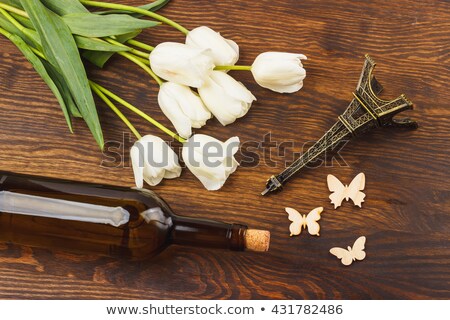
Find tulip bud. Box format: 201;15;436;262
158;82;211;139
182;134;240;190
251;52;307;93
198;71;256;126
130;135;182;188
149;42;215;88
186;26;239;67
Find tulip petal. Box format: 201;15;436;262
173;85;211;128
158;82;211;138
186;26;239;66
210;71;256;104
189;134;227;162
223;136;240;172
226;39;239;58
199;77;238;125
143;168;164;186
130;135;182;188
130;144;145;188
185;160;227;190
149;42;215;88
199;72;256;126
163;165;182;179
224;136;240;156
185;160;228;190
158;84;193;138
251;52;307;93
269;81;304;94
182;134;240;190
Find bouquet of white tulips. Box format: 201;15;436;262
0;0;307;190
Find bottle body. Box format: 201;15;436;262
0;172;256;260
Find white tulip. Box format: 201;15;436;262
158;82;211;139
251;52;307;93
198;71;256;126
186;26;239;67
149;42;215;88
130;135;182;188
182;134;240;190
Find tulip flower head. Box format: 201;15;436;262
149;42;215;88
182;134;240;190
251;52;307;93
158;82;211;139
198;71;256;126
130;135;182;188
186;26;239;67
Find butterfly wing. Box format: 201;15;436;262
329;247;353;266
305;207;323;236
351;236;366;261
285;207;303;236
327;174;346;209
347;173;366;207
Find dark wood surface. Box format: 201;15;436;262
0;0;449;299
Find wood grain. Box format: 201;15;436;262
0;0;449;299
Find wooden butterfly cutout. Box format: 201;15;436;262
285;207;323;236
327;172;366;209
329;236;366;266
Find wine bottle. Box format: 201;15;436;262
0;172;269;260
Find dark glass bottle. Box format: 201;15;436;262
0;172;269;260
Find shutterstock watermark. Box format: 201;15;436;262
100;132;349;169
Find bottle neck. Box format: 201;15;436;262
169;215;248;251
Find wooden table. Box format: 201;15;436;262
0;0;449;299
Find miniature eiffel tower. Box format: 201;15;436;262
262;55;418;196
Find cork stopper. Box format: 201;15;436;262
244;229;270;252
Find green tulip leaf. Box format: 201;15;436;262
21;0;103;148
82;30;141;68
5;32;73;131
74;35;130;52
40;0;88;15
43;59;82;118
62;13;159;38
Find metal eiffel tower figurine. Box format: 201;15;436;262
261;54;418;196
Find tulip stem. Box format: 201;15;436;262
89;81;142;140
117;51;163;86
0;7;33;40
126;39;154;52
214;65;253;71
0;3;28;18
0;25;11;38
105;38;150;59
30;46;46;59
129;53;151;66
93;82;186;144
79;1;190;35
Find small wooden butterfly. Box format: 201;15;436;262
327;172;366;209
285;207;323;236
329;236;366;266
